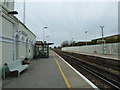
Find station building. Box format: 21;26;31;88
0;0;36;75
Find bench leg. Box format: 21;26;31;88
18;72;20;77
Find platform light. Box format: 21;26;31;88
100;26;104;40
8;11;18;15
43;26;48;43
85;31;87;45
100;26;105;55
44;27;47;29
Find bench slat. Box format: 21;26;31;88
4;60;28;78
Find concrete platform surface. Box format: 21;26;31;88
3;52;67;88
71;51;119;60
2;50;98;89
52;51;98;89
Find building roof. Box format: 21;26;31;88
35;41;54;45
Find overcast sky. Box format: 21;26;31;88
14;0;118;46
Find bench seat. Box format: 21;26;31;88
4;60;28;78
10;65;28;72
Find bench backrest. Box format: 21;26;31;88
5;60;22;71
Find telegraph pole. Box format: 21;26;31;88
72;38;74;46
23;0;26;24
100;26;104;55
43;27;47;43
100;26;104;40
85;31;87;45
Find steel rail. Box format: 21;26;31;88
56;51;120;89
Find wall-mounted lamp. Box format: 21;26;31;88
8;11;18;15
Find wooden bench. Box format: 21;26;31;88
4;60;28;78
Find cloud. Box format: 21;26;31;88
15;1;118;46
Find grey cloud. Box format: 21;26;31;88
15;1;118;46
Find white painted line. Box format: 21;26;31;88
53;51;100;90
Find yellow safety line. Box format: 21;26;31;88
52;51;72;89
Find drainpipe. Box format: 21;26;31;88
7;9;18;61
13;23;15;61
0;2;3;82
13;19;19;61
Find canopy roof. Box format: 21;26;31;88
35;41;54;45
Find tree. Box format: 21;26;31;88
61;40;69;47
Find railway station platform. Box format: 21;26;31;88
70;51;119;60
2;51;98;89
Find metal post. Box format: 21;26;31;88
46;36;49;42
100;26;104;55
72;38;74;46
13;19;19;61
85;31;87;45
8;10;18;61
13;23;16;61
23;0;26;24
43;28;44;43
43;27;47;43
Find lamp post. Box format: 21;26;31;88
72;38;74;46
46;36;49;43
100;26;104;40
23;0;26;24
43;26;47;43
100;26;104;55
8;11;18;14
85;31;87;45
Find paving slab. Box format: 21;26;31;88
2;51;97;89
52;51;97;89
72;51;119;60
2;52;67;88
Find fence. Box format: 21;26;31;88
62;43;120;55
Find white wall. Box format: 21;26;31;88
0;3;36;67
0;0;36;78
2;16;14;67
62;43;119;55
2;0;14;11
2;42;13;65
0;42;2;68
2;17;14;39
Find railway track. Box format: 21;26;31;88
54;50;120;89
